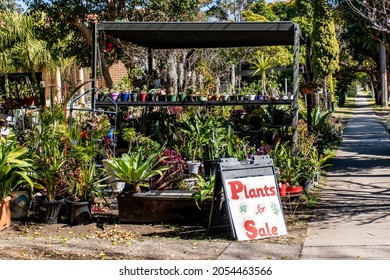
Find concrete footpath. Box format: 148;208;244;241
300;93;390;259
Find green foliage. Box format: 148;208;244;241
346;81;358;97
310;0;339;81
0;134;34;200
177;112;249;162
0;0;24;12
271;135;334;187
0;11;52;83
192;174;215;210
122;127;161;156
248;0;277;21
179;113;215;162
64;122;108;201
105;149;169;193
69;161;107;201
270;141;302;185
128;0;201;21
241;10;269;22
300;106;343;149
32;148;67;202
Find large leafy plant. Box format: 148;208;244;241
0;134;34;201
179;113;215;162
105;149;169;193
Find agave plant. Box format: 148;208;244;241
105;149;169;193
0;134;34;201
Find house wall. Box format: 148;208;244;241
41;61;128;107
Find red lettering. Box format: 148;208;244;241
229;181;278;200
243;220;257;239
244;183;249;198
249;187;258;198
244;221;279;239
269;186;276;196
228;180;244;200
271;225;278;235
255;187;265;197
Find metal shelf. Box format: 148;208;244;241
95;99;294;107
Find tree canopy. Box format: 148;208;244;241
0;0;383;106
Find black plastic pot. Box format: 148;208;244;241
66;200;92;226
37;197;65;224
203;159;218;177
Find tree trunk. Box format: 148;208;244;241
68;16;113;88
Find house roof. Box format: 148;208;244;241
96;21;302;49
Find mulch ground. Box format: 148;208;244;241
0;196;313;260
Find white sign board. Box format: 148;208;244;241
224;175;287;241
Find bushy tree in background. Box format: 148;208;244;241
310;0;339;82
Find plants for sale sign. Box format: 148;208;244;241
224;175;287;241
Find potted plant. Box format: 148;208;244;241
152;149;187;190
179;113;214;173
108;83;121;102
65;160;107;225
105;148;169;194
105;148;180;223
139;86;148;102
220;91;230;101
0;133;34;231
148;88;158;101
192;174;215;210
64;124;108;225
240;82;256;101
32;149;68;223
118;72;134;101
186;85;198;101
23;106;69;223
270;141;303;196
178;91;186;101
156;88;167;101
300;147;334;192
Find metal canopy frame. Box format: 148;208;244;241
95;21;301;49
91;21;302;149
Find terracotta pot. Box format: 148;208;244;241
0;196;11;231
301;87;314;94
